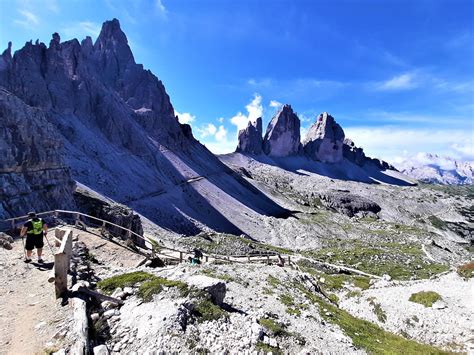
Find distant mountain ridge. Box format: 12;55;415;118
396;153;473;185
237;105;395;171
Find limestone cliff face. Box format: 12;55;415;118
303;112;345;163
236;117;263;154
263;105;301;157
0;88;76;218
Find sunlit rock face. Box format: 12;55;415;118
303;112;345;163
263;104;301;157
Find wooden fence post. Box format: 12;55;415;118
267;255;270;264
179;252;183;263
54;228;73;298
71;297;89;355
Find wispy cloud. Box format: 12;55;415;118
14;9;40;29
196;123;228;144
230;94;263;131
269;100;282;108
375;73;418;91
197;123;217;138
61;21;101;40
156;0;167;14
215;125;228;142
175;110;195;124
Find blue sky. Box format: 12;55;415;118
1;0;473;163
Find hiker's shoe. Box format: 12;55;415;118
38;258;44;264
24;258;32;263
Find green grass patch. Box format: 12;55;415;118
256;341;282;355
294;282;452;354
306;242;449;281
262;287;274;295
428;215;448;230
279;293;295;307
457;261;474;279
409;291;442;307
286;307;301;316
258;318;288;336
368;298;387;323
137;277;188;302
193;298;228;323
97;271;156;294
346;290;362;298
267;275;281;287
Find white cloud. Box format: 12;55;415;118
201;140;236;155
156;0;166;12
230;112;249;131
217;117;224;123
197;123;217;138
376;73;417;91
230;94;263;131
344;126;474;163
14;9;40;29
215;125;228;142
62;21;101;39
269;100;282;108
174;110;196;124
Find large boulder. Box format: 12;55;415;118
319;191;381;217
236;117;263;154
263;104;301;157
303;112;345;163
74;185;143;240
186;275;226;306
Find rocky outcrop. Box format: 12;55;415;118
343;138;395;170
319;191;381;217
0;88;76;219
343;138;367;166
263;105;301;157
236;118;263;154
74;186;143;238
303;112;345;163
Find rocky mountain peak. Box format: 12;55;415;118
94;18;130;53
303;112;345;163
236;117;263;154
263;104;301;157
50;32;61;48
2;41;12;58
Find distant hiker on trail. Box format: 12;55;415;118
188;248;203;265
20;212;48;263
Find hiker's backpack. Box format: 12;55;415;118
29;219;43;235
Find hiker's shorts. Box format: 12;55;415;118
25;234;44;250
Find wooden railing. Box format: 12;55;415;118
2;210;285;265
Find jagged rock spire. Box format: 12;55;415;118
263;104;301;157
303;112;345;163
236;117;263;154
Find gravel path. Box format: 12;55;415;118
0;234;73;355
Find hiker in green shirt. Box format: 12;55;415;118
20;212;48;263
